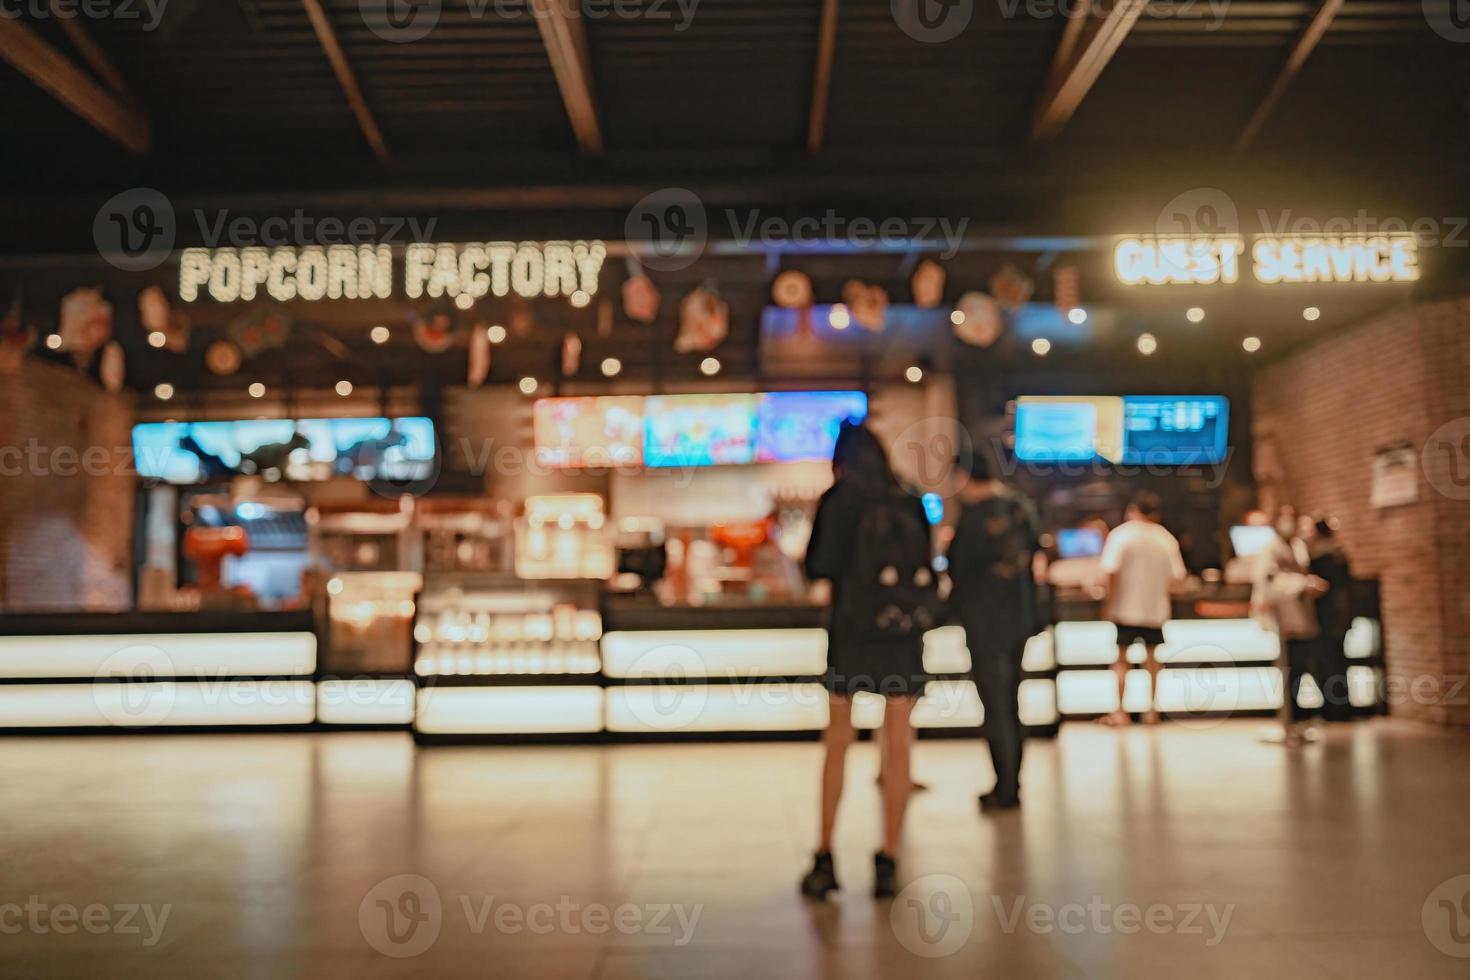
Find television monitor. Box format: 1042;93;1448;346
643;394;758;468
533;396;644;469
1014;395;1229;465
132;417;437;484
754;390;868;463
1229;524;1277;558
1120;396;1229;465
1057;527;1104;559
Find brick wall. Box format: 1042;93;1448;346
0;359;135;611
1253;298;1470;725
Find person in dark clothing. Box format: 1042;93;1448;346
800;422;933;900
944;453;1042;812
1306;516;1354;722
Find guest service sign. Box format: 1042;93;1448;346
1113;236;1420;286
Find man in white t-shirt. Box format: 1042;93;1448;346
1098;492;1187;725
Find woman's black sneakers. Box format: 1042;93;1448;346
800;851;840;899
873;852;899;899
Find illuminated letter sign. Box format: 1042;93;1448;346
180;241;607;304
1251;236;1419;284
1113;237;1243;285
1114;235;1420;286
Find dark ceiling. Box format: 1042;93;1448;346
1;0;1467;396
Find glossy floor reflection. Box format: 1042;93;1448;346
1;719;1467;978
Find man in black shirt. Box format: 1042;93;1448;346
944;454;1042;812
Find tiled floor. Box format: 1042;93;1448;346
1;719;1467;978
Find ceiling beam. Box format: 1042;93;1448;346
806;0;840;154
0;17;150;154
1234;0;1344;152
48;0;141;106
301;0;392;166
1031;0;1147;142
534;0;604;154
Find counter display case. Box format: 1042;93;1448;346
0;612;319;731
412;579;605;738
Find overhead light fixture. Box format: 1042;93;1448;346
335;380;353;396
601;357;621;377
700;357;721;376
486;324;507;344
1242;336;1262;353
1186;307;1206;323
147;331;167;348
154;383;174;401
1031;338;1051;356
905;365;924;383
248;382;266;398
829;304;850;330
1303;306;1321;321
370;325;390;344
1066;308;1087;325
1137;333;1158;356
518;376;539;395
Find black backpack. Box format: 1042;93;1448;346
841;489;941;640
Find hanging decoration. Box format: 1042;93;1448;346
0;291;35;373
771;269;815;336
228;305;292;357
59;287;113;365
842;280;889;332
138;285;192;352
771;269;813;309
910;259;946;308
1053;264;1080;314
508;296;533;337
621;258;661;324
205;340;243;376
989;263;1034;313
468;326;491;389
954;290;1003;348
561;333;583;377
99;341;126;393
412;309;456;353
674;282;729;353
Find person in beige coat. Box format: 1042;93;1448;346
1251;505;1330;744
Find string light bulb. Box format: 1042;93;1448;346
1186;307;1206;323
1031;338;1051;356
700;357;721;376
370;325;390;344
1137;333;1158;356
601;357;621;377
154;383;174;401
518;376;539;395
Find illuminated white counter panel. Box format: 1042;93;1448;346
0;612;320;731
1052;615;1386;719
588;606;1060;740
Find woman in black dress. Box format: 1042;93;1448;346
799;422;932;900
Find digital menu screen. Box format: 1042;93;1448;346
132;417;437;484
1015;395;1228;465
643;394;758;468
533;396;644;469
754;390;868;463
532;390;868;469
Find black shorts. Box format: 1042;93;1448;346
1113;623;1165;649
